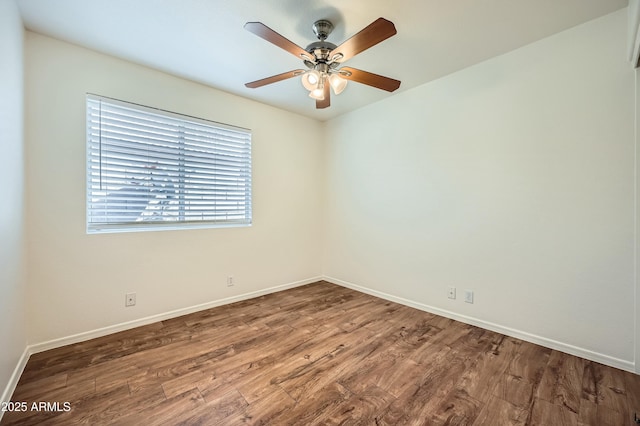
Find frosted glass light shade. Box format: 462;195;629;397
329;74;347;95
309;87;325;100
301;70;321;91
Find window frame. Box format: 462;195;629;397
86;94;252;234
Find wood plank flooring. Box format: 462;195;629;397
2;281;639;425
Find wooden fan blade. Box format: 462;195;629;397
330;18;396;62
245;70;305;89
316;83;330;109
244;22;313;61
339;67;401;92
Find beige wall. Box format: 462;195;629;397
24;32;324;345
0;0;27;405
324;10;636;367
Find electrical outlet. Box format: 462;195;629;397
464;290;474;304
447;287;456;299
227;276;234;287
125;293;136;307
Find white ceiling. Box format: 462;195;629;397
16;0;628;121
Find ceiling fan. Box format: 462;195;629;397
244;18;401;109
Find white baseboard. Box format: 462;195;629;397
0;346;31;422
324;275;636;374
29;276;322;355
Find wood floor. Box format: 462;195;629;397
2;281;639;425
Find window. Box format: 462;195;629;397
86;94;252;233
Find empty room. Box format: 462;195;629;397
2;0;640;424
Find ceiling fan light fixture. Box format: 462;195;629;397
309;74;326;100
329;73;347;95
244;18;400;109
309;87;325;100
301;70;321;91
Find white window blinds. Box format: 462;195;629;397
86;94;252;233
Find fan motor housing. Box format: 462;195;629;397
305;41;337;62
